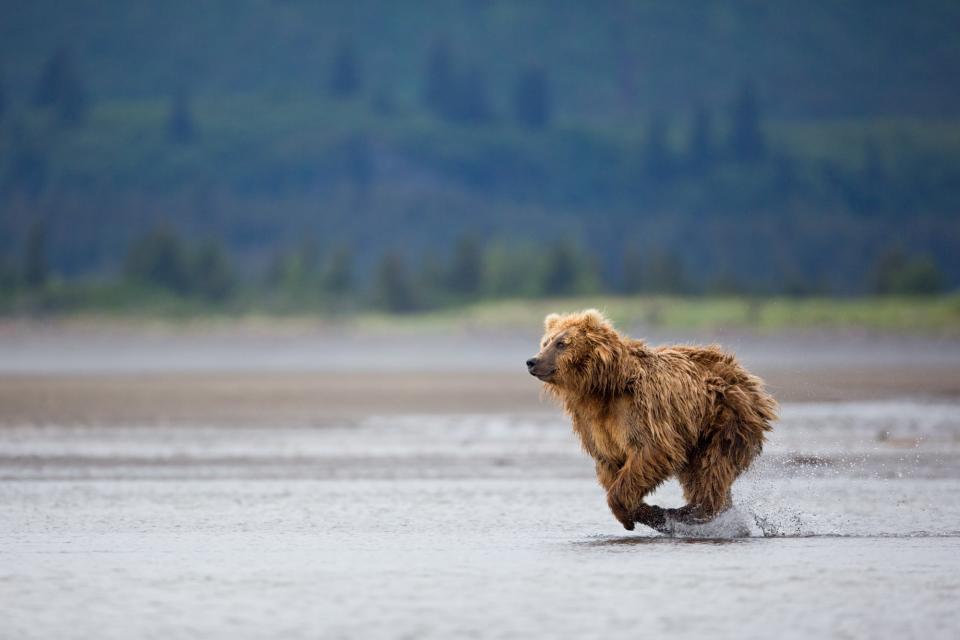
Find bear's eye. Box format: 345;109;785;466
555;340;566;349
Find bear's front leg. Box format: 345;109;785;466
607;448;675;532
606;491;636;531
597;460;636;530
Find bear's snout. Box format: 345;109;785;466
527;356;555;381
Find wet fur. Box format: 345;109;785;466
531;310;778;532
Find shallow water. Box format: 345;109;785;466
2;400;959;638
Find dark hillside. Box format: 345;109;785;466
1;1;959;296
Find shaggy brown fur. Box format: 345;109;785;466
526;309;778;532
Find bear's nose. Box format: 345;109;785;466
526;358;538;370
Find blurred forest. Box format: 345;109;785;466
1;0;959;313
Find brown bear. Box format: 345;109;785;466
526;309;778;532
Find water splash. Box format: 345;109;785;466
657;507;754;538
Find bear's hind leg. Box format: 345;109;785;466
676;435;753;521
668;486;734;524
676;463;736;523
676;401;766;522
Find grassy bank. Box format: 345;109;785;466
358;295;960;334
3;283;958;334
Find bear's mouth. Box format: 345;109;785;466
530;368;557;382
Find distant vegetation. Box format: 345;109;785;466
0;0;959;299
1;222;954;329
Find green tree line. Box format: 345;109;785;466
1;224;950;315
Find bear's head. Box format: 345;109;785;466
526;309;628;393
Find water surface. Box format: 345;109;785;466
2;400;959;638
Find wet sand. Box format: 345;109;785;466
1;366;959;427
2;324;958;426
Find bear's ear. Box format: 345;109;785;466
544;313;562;331
580;308;612;331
